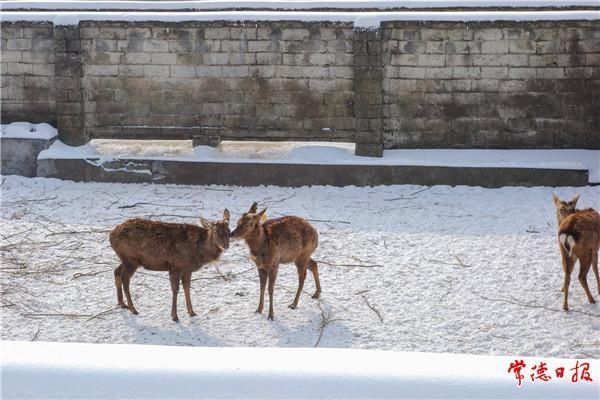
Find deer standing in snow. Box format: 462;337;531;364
552;194;600;310
109;210;231;321
231;202;321;320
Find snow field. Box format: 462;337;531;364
1;176;599;358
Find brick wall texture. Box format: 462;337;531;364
1;20;599;150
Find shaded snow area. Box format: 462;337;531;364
39;139;600;183
1;175;599;358
0;122;58;140
3;342;599;400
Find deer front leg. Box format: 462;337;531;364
267;265;279;321
121;262;138;315
114;264;127;309
256;267;268;314
169;270;182;322
182;271;197;317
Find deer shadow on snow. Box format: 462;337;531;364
119;309;227;347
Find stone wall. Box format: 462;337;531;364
79;22;357;146
1;22;55;125
1;19;599;154
382;21;600;149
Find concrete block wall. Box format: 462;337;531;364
79;22;356;143
1;22;56;126
1;19;599;151
382;21;600;149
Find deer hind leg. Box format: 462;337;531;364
181;272;197;317
267;266;279;321
578;251;596;305
289;259;308;310
121;261;139;315
114;263;127;309
308;258;321;299
592;251;599;295
256;268;268;314
169;270;182;322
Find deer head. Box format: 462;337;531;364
200;208;231;250
230;202;267;240
552;194;579;224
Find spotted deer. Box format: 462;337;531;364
231;202;321;320
552;194;600;311
109;210;231;321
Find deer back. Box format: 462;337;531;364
110;219;214;271
262;216;318;263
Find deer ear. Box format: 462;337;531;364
249;202;258;213
552;193;560;206
223;208;230;222
257;208;267;224
570;194;580;206
199;217;213;229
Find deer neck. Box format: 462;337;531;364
199;228;223;263
245;224;268;255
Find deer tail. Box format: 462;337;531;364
558;232;576;257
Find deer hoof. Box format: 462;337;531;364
189;311;198;317
118;302;128;309
589;298;596;304
563;305;569;311
129;308;139;315
268;315;274;321
172;316;179;322
288;303;297;309
312;293;320;299
255;308;263;314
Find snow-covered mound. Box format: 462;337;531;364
0;122;58;140
2;341;598;399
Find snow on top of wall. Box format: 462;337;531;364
1;10;599;27
38;139;600;183
0;122;58;140
2;341;599;399
2;0;599;11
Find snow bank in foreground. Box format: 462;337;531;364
38;139;600;183
3;1;599;11
1;10;599;28
0;122;57;141
2;341;598;399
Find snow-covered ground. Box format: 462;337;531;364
1;175;599;358
2;10;599;28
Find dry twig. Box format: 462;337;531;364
361;295;384;322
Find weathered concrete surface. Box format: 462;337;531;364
3;19;599;153
36;158;589;187
1;137;55;177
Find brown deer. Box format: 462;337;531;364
109;209;230;321
231;202;321;320
552;194;600;311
